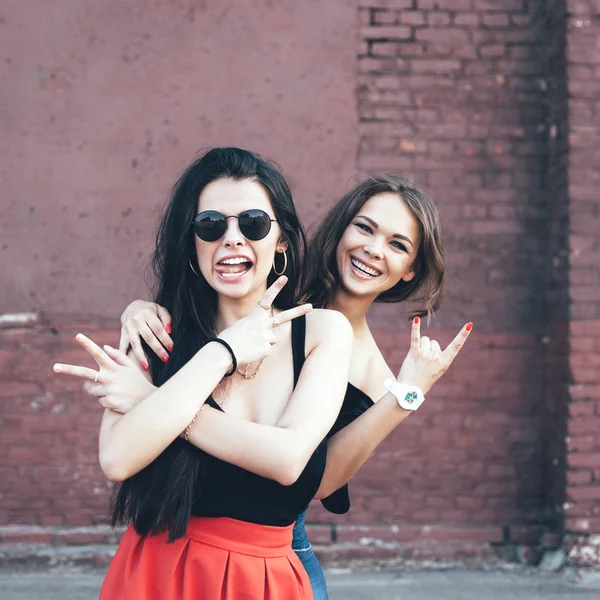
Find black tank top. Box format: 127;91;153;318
191;315;328;526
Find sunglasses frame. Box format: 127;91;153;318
191;209;277;242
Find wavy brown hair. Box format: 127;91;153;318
301;174;445;319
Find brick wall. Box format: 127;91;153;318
0;317;117;527
304;0;559;558
564;0;600;567
1;0;598;569
541;0;569;538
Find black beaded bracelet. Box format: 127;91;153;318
208;338;237;377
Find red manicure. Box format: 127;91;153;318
168;344;173;352
466;322;473;332
414;316;420;324
142;361;149;371
161;355;168;363
166;324;172;334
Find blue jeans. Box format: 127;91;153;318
292;511;329;600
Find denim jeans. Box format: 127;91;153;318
292;511;329;600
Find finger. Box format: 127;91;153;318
134;317;169;362
442;322;473;365
274;303;312;326
420;335;431;352
118;325;130;355
98;396;120;411
258;276;288;309
98;396;110;409
53;363;99;381
410;316;421;352
156;305;174;337
103;344;137;369
145;311;174;352
75;333;114;369
430;340;442;355
83;381;107;397
125;322;150;370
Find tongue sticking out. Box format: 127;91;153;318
215;262;251;275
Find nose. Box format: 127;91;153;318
222;217;246;248
364;237;384;260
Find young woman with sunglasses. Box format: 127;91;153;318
112;174;472;599
54;147;355;599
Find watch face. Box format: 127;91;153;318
405;391;418;405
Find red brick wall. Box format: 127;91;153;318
2;0;595;568
304;0;556;551
564;0;600;567
0;317;116;527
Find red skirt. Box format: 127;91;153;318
99;517;314;600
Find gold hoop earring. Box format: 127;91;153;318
273;250;287;276
189;257;200;276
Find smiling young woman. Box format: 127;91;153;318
54;147;355;599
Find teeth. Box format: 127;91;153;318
220;257;250;265
351;258;380;277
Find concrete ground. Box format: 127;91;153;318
0;568;598;599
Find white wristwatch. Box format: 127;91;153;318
384;379;425;411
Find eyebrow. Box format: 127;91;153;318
356;214;414;248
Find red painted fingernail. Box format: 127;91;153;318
168;344;173;351
414;316;420;324
142;361;149;371
466;322;473;332
161;355;168;363
166;324;172;334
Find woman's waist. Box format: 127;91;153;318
185;516;294;557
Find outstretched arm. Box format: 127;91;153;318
56;279;351;485
315;319;472;499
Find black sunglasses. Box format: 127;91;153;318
192;209;277;242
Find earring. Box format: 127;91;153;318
273;250;288;276
189;257;200;276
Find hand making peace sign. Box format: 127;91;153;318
53;277;313;413
218;276;312;367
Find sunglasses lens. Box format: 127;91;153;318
238;210;272;241
193;211;226;242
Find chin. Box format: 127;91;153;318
340;265;381;297
215;283;254;299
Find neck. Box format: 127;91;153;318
216;287;266;331
329;288;374;336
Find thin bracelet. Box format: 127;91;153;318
181;404;206;442
207;337;237;377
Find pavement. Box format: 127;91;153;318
0;568;599;599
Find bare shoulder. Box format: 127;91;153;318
305;309;353;352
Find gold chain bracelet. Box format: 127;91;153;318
181;403;206;442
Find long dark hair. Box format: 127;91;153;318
302;174;445;318
111;147;307;541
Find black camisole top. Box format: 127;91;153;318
190;315;328;527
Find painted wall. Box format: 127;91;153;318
0;0;358;316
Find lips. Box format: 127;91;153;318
350;256;382;278
214;255;254;280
